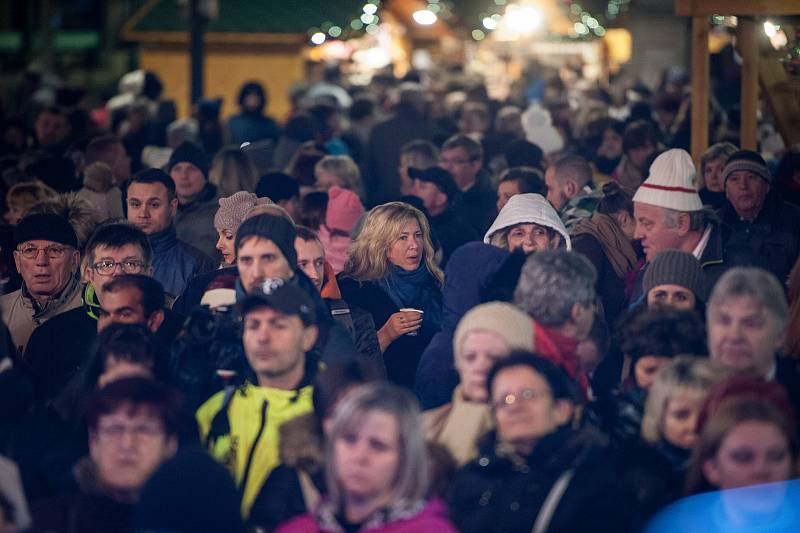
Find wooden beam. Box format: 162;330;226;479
676;0;800;17
738;18;759;150
690;15;709;167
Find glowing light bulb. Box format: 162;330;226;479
413;9;437;25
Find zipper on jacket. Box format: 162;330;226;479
239;398;268;495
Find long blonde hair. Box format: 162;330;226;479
343;202;443;284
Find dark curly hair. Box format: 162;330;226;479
619;304;707;363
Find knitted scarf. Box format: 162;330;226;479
378;263;443;332
572;212;638;279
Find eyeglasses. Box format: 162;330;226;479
16;245;70;260
96;423;164;442
439;157;475;166
492;388;551;410
92;260;147;276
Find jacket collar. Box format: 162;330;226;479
148;225;179;254
21;272;81;318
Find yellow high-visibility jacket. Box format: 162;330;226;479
196;381;314;517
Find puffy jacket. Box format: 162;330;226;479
196;370;316;518
149;225;216;298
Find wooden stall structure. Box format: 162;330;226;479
675;0;800;164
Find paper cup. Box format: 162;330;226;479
399;308;424;336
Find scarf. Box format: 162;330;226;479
533;321;589;398
572;212;638;279
378;264;443;332
433;386;493;466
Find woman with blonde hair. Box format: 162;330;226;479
4;181;56;226
339;202;443;388
276;382;457;532
208;146;257;196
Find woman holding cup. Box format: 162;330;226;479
339;202;443;388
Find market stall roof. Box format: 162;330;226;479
122;0;367;44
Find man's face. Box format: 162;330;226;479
34;111;69;147
725;170;769;220
13;239;79;301
439;147;480;190
90;408;177;497
86;244;152;302
497;180;521;212
633;203;686;262
243;306;317;385
237;237;294;294
295;237;325;292
97;286;162;333
708;295;783;377
110;143;131;184
411;179;446;216
169;162;206;202
126;182;177;235
544;166;568;212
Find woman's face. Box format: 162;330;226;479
703;157;726;193
661;392;703;450
703;420;793;490
4;201;27;226
634;355;672;390
456;330;510;403
491;366;572;453
387;219;423;271
216;229;235;265
334;410;400;502
506;223;559;254
316;170;344;191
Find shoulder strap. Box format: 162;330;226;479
297;470;321;512
531;468;575;533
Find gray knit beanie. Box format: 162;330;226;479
214;191;273;234
643;250;706;303
722;150;771;185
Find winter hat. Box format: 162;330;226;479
633;149;703;212
168;141;209;178
483;193;571;250
214;191;273;234
235;213;297;267
14;213;78;248
521;104;564;155
642;249;707;303
325;186;365;233
722;150;771;185
453;302;534;358
134;448;245;533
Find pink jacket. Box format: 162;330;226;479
275;499;457;533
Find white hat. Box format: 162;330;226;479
484;193;571;250
632;149;703;212
522;104;564;155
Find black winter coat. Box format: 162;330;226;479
337;277;438;389
448;428;629;533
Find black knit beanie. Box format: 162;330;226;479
643;249;706;303
14;213;78;248
234;213;297;267
168;141;209;178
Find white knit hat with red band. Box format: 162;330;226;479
632;148;703;212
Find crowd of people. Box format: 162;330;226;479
0;61;800;532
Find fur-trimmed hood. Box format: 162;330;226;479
278;412;325;475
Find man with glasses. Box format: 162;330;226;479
439;134;497;235
0;213;82;352
24;223;179;404
31;377;180;532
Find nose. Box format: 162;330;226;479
633;224;644;240
141;205;151;218
216;235;225;252
35;250;50;266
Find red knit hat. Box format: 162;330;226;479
325;186;365;233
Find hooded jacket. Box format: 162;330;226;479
483;193;571;250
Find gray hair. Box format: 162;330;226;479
700;142;738;176
514;250;597;327
325;382;429;505
707;267;789;333
662;206;715;232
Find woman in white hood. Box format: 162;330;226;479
483;193;571;254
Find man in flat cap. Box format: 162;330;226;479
0;213;81;352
